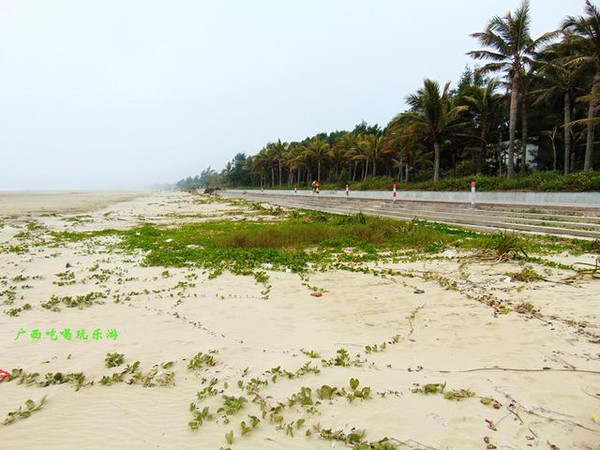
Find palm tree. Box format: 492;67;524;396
461;79;504;174
468;0;556;178
562;0;600;171
271;139;288;185
305;137;330;182
250;150;270;188
281;148;297;185
533;39;582;174
263;144;277;187
356;134;384;177
519;68;534;173
390;79;467;182
331;132;356;180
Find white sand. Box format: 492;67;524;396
0;191;598;449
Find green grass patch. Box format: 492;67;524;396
51;207;592;278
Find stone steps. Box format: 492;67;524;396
221;192;600;240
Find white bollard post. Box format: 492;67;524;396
294;187;297;195
345;184;349;198
392;183;397;203
470;181;477;210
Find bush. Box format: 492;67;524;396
320;171;600;192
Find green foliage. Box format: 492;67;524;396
187;351;217;371
196;378;220;400
508;265;544;282
411;382;446;394
51;201;593;280
8;369;89;391
259;172;600;192
342;172;600;192
3;396;47;425
443;389;476;401
218;396;247;416
300;348;321;358
483;231;528;261
515;301;541;316
41;291;106;311
188;405;214;430
4;303;31;317
105;352;124;368
316;385;337;400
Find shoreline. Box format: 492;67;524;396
0;190;154;216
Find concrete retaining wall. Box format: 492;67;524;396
224;189;600;207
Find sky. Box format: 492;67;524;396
0;0;583;189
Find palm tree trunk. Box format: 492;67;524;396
317;161;321;182
399;155;403;183
521;94;528;173
433;140;441;182
584;70;600;171
278;161;282;186
477;126;485;175
507;76;518;179
564;92;571;175
271;167;275;187
551;127;557;171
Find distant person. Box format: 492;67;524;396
311;180;316;194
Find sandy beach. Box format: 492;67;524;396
0;191;598;450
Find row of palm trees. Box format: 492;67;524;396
216;1;600;187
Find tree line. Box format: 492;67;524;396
177;1;600;190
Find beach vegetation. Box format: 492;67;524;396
5;303;31;317
218;396;247;416
3;397;47;426
187;351;217;370
508;265;544;281
105;352;124;368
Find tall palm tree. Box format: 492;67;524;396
461;79;504;174
263;144;277;187
533;38;582;174
562;0;600;171
281;148;297;185
305;137;330;182
391;79;467;182
271;139;289;185
468;0;555;178
356;134;384;177
251;150;270;188
519;68;535;173
331;133;356;180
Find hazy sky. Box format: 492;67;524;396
0;0;581;189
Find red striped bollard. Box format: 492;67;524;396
470;181;477;209
392;183;397;202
